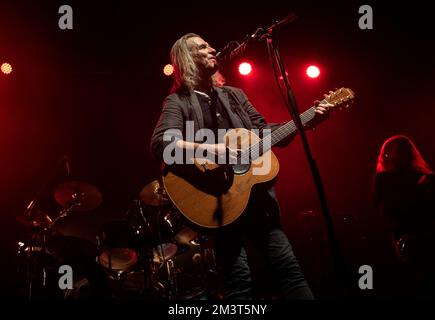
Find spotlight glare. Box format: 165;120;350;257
163;64;174;76
238;62;252;76
1;62;12;75
306;65;320;78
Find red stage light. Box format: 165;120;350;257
238;62;252;76
306;65;320;78
163;64;174;76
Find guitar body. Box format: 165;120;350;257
163;128;280;229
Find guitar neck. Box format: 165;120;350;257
270;103;320;147
247;101;324;158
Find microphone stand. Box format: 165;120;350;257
252;15;351;299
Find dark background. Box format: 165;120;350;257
0;0;434;299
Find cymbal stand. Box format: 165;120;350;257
52;192;83;224
20;154;71;300
132;199;158;298
155;206;178;299
151;184;178;299
198;235;218;299
31;192;79;295
25;225;52;300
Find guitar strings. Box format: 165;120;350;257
232;89;353;164
237;103;321;164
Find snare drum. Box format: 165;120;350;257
96;220;139;272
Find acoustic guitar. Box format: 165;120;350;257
163;87;355;228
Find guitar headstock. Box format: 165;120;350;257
324;87;355;110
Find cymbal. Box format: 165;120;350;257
152;243;178;263
140;180;169;206
174;227;198;246
54;181;102;212
16;209;53;228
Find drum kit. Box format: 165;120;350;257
16;179;218;300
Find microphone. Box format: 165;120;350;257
216;13;297;65
216;41;243;64
216;28;268;65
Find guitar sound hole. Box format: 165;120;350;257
232;164;250;175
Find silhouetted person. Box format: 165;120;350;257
373;134;435;298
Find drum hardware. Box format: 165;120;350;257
16;153;103;300
123;198;157;296
17;175;219;300
140;179;170;207
16;205;57;300
135;179;221;300
144;187;215;298
53;180;103;221
96;220;140;276
16;178;103;300
16;209;53;229
156;236;218;300
138;180;178;288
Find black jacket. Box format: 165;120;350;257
150;85;293;225
150;86;293;162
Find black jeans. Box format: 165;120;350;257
214;212;314;300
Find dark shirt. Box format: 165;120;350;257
195;90;232;142
373;170;435;239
